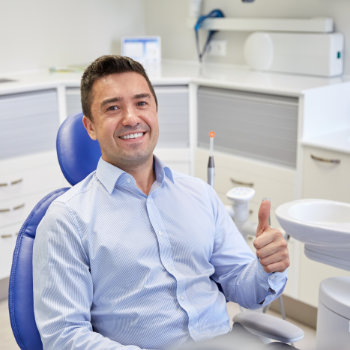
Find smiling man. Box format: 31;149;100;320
33;55;290;350
82;69;159;194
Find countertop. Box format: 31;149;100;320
302;129;350;154
0;60;349;97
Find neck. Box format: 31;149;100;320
123;157;156;195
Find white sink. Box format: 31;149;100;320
275;199;350;270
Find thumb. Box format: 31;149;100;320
256;199;271;237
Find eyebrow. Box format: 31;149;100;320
100;93;152;109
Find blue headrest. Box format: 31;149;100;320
9;188;69;350
56;113;101;186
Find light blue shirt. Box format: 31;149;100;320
33;157;287;350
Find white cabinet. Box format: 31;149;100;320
0;89;66;283
194;148;296;226
0;89;60;159
197;86;299;168
296;145;350;307
302;146;350;202
0;152;67;280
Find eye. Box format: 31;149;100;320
106;105;119;111
137;101;148;107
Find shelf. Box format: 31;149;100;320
190;17;334;33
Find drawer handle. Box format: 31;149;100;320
11;178;23;185
230;177;254;187
310;154;341;164
13;203;25;211
1;234;12;239
0;203;25;212
0;178;23;187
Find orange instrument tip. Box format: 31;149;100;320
209;131;215;138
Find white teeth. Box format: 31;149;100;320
120;132;143;140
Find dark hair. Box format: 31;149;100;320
81;55;158;120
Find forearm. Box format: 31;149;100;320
219;258;288;309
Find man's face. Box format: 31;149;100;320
83;72;159;171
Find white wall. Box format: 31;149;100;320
0;0;145;74
144;0;350;76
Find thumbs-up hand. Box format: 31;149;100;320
253;200;290;273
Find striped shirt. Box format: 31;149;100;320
33;156;287;350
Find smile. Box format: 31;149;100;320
119;132;144;140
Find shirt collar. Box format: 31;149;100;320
95;155;174;194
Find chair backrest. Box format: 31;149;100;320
8;188;69;350
56;112;101;186
8;112;101;349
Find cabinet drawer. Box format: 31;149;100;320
302;146;350;202
0;89;60;160
195;148;296;226
0;151;66;201
0;190;60;228
197;87;298;167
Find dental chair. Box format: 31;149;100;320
8;112;101;349
8;113;303;349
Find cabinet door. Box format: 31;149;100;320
0;89;60;160
197;87;298;168
66;87;83;116
298;145;350;307
298;247;349;308
195;148;296;227
302;146;350;202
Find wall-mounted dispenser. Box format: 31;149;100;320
243;32;344;77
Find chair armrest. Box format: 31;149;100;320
233;311;304;344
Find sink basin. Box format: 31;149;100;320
275;199;350;270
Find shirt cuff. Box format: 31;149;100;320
256;258;288;305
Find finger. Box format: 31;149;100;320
256;239;284;259
256;199;271;237
258;244;289;265
254;228;283;250
260;258;290;273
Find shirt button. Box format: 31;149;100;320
158;231;163;236
126;178;131;184
180;296;185;301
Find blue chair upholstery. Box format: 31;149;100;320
56;112;101;186
8;188;69;350
8;112;100;349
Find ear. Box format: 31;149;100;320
82;115;97;140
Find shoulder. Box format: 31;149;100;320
44;171;100;221
169;170;218;202
171;170;208;188
55;172;97;204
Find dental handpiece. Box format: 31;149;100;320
207;131;215;187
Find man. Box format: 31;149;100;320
33;55;290;350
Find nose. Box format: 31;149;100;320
122;106;139;127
